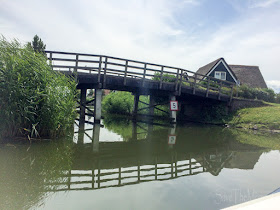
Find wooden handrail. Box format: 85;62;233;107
45;50;237;99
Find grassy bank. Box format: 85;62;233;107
228;103;280;131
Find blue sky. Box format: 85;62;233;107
1;0;280;90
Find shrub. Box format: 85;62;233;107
102;91;134;114
152;72;176;82
276;93;280;104
237;85;276;103
102;91;169;116
0;37;77;139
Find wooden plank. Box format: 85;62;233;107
123;60;128;85
175;69;180;91
51;65;99;71
192;74;197;94
159;66;164;89
105;61;179;75
155;157;158;180
98;56;102;83
137;161;140;182
179;69;183;95
103;57;108;87
49;52;53;68
74;54;79;74
105;55;182;70
51;57;99;63
45;50;102;57
142;63;147;87
189;156;192;175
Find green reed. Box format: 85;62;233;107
0;37;77;140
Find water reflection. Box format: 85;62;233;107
66;117;267;191
1;116;279;210
0;140;73;210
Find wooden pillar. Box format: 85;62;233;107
79;88;87;124
169;95;177;123
149;95;155;116
77;121;85;144
132;94;139;118
92;123;100;153
94;89;102;123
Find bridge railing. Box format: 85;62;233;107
45;51;236;101
44;157;205;192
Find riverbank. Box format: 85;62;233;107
227;102;280;132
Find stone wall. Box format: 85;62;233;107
229;98;267;112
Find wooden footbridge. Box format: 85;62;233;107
46;51;237;123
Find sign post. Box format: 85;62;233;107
170;100;179;111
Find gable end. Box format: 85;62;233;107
207;59;238;84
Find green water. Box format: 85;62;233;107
1;116;280;210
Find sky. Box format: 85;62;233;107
1;0;280;91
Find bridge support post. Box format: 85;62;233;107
170;95;177;123
149;95;155;117
94;89;102;123
79;88;87;125
132;94;139;118
77;120;85;144
92;123;100;153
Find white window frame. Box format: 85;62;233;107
214;71;226;80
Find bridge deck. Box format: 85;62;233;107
63;71;232;102
46;51;236;102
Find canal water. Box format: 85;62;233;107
1;116;280;210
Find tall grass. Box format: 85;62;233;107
0;37;77;140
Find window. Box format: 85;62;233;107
214;71;226;80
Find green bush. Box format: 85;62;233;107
102;91;134;114
102;91;169;116
0;37;77;139
276;93;280;103
237;85;275;103
153;72;176;82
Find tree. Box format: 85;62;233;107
27;35;46;54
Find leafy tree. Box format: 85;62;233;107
27;34;46;54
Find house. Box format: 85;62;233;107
196;58;267;88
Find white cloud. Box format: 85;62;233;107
0;0;279;82
249;0;280;8
267;80;280;93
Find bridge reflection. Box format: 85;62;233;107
45;119;264;192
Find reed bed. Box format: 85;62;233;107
0;37;77;140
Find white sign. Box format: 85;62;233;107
170;100;179;111
168;135;176;145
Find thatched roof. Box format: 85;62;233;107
196;58;267;88
196;58;237;81
229;65;267;88
196;58;222;76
